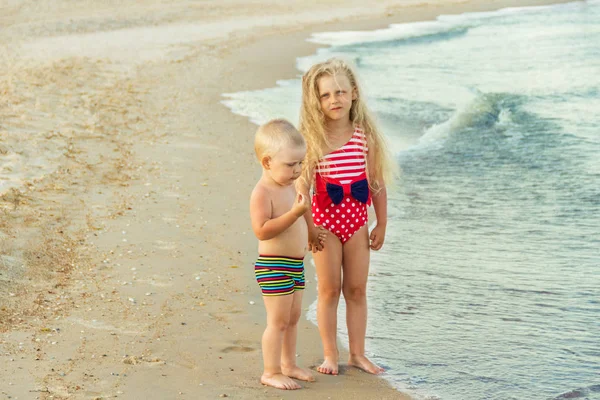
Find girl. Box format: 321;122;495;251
298;58;396;375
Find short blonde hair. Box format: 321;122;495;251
254;119;305;161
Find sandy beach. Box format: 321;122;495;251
0;0;572;398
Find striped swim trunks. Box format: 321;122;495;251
254;255;305;296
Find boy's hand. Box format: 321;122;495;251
369;224;386;251
308;226;327;252
292;193;310;217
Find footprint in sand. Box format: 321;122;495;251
123;355;164;366
208;308;243;322
221;340;257;353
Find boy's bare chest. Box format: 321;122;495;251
270;188;296;218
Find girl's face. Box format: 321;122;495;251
317;73;357;122
265;144;306;186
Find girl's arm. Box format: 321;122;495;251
304;208;326;253
370;186;387;250
368;149;388;251
296;171;326;252
250;186;308;241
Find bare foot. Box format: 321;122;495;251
348;355;384;375
282;365;315;382
260;373;301;390
316;357;339;375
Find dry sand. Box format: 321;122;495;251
0;0;571;398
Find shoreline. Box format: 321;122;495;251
0;0;575;399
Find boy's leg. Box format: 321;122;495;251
262;294;301;390
312;229;343;375
342;224;384;374
281;290;314;382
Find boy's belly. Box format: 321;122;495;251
258;220;307;258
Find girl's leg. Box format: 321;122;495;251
312;229;343;375
281;290;315;382
342;225;384;374
261;294;302;390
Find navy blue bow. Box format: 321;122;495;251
326;179;369;205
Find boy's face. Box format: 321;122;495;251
265;144;306;186
317;73;357;122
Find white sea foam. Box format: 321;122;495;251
308;20;466;47
222;79;302;126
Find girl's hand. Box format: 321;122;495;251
369;224;386;251
308;226;327;252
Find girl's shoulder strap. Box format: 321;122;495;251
354;124;368;139
353;125;368;150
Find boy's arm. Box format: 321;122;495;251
250;187;307;241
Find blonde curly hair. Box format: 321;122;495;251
299;58;396;193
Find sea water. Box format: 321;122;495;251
223;2;600;399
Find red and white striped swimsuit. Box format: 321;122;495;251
312;126;371;243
